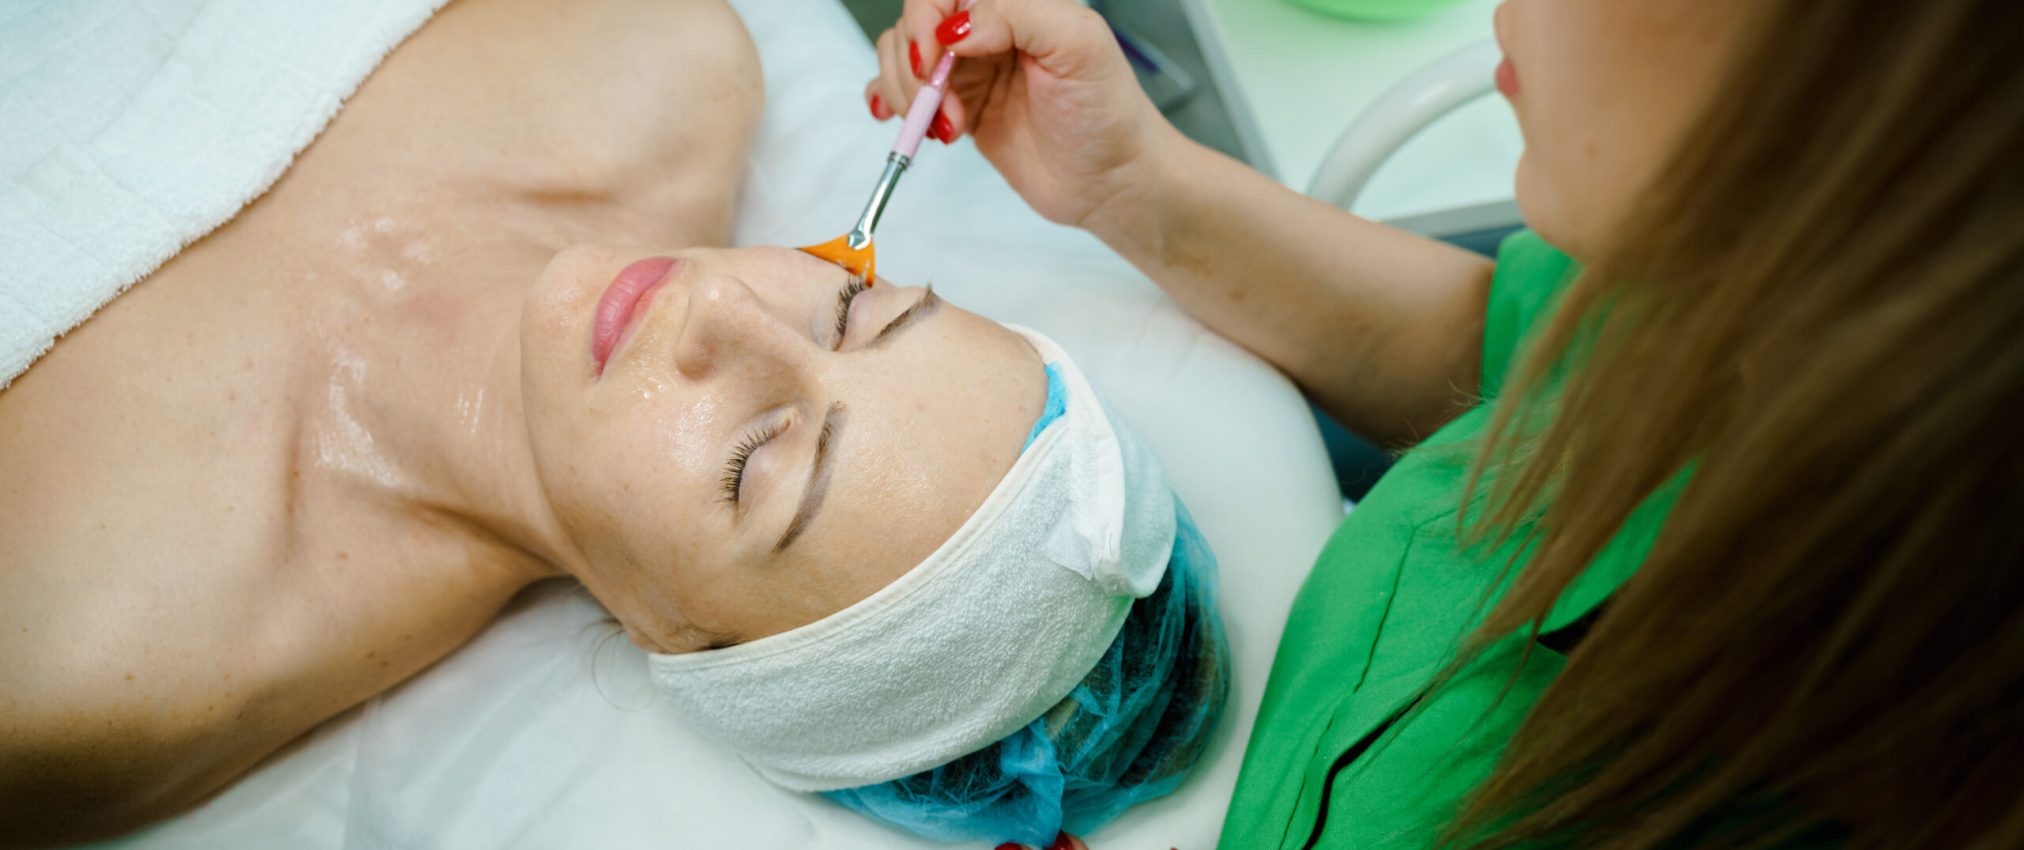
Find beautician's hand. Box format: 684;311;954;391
864;0;1180;231
872;0;1492;450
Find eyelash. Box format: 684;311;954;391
719;278;865;506
719;421;784;505
831;278;868;350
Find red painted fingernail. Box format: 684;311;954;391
1046;834;1074;850
909;40;923;77
930;111;954;143
869;94;884;119
993;845;1022;850
935;11;971;45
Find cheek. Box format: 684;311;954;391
1505;29;1616;255
870;388;1029;528
1507;1;1743;258
520;244;622;409
536;402;716;554
523;246;606;347
546;442;720;633
1507;70;1645;259
842;403;996;547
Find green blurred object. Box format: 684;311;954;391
1282;0;1470;22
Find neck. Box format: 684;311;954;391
296;236;579;587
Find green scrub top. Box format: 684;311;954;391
1219;231;1686;849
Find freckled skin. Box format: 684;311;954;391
520;245;1045;649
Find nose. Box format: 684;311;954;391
671;272;808;380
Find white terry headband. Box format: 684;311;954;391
647;325;1177;791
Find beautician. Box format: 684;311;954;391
865;0;2024;848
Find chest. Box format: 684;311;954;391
1220;408;1678;849
0;0;754;743
0;274;506;738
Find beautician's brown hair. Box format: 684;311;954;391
1450;0;2024;848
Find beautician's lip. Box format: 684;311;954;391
1492;3;1518;98
592;256;681;375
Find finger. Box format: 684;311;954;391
862;79;892;121
890;12;966;144
864;30;900;119
934;49;1019;140
935;85;968;141
883;23;916;100
916;1;1014;139
924;53;974;142
874;26;922;116
941;56;1008;136
902;0;962;78
945;0;1119;80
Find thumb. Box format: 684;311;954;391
943;0;1118;79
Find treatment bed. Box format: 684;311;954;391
23;1;1345;846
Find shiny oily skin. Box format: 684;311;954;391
520;244;1047;653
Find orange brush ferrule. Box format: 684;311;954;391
798;151;910;283
799;33;967;282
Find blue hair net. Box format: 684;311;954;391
1023;363;1070;446
822;496;1229;846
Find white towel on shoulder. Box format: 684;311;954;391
0;0;447;388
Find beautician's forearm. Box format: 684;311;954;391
1087;131;1493;447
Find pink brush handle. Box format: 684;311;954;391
893;51;957;160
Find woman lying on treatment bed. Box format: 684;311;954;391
0;1;1225;846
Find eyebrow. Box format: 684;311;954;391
774;402;845;553
765;289;941;553
869;287;941;348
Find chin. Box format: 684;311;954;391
519;244;612;388
1510;151;1585;260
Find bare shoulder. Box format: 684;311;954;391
0;1;762;843
0;443;300;845
0;515;531;848
0;604;274;847
291;0;765;246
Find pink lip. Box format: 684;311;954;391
1495;56;1519;97
592;256;680;374
1492;3;1518;99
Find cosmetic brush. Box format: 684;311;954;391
800;45;963;282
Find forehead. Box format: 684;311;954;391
775;304;1045;591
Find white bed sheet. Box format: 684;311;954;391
81;1;1344;847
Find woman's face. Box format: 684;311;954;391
1496;0;1754;258
520;244;1045;652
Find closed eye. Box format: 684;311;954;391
831;277;868;349
719;420;785;505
